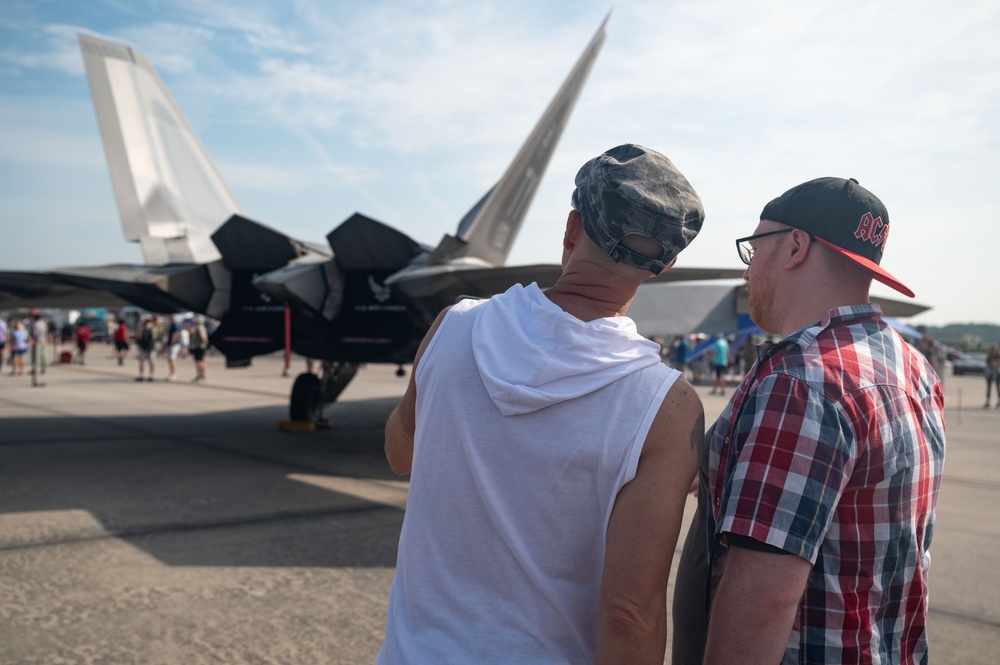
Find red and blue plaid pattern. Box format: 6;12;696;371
708;304;946;664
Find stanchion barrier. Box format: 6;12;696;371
282;304;291;378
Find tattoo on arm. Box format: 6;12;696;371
690;412;705;452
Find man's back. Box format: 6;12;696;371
380;143;706;665
32;318;47;341
138;324;155;351
379;284;679;664
12;325;28;350
190;323;208;349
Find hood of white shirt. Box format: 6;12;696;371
471;283;663;416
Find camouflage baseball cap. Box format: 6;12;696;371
571;144;704;274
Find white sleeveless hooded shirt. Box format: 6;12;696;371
377;283;680;664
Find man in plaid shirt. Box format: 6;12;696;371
700;178;946;664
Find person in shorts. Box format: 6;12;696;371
136;317;157;382
188;316;209;382
709;333;729;395
985;343;1000;408
113;319;130;366
165;315;181;381
75;323;91;365
10;321;29;376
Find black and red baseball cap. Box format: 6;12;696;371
760;177;914;298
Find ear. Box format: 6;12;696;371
663;256;678;272
783;229;813;270
563;210;583;250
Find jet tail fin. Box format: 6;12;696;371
430;14;608;267
79;33;241;265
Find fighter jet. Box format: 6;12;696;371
0;17;749;423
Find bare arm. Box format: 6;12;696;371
702;544;811;665
384;308;449;475
594;379;703;664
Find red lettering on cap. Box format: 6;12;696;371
854;212;887;250
854;212;874;241
877;222;889;251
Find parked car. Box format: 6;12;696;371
76;316;110;342
952;352;987;376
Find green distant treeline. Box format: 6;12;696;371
917;323;1000;347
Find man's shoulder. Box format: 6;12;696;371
661;375;699;408
646;375;701;429
760;322;913;408
638;376;703;468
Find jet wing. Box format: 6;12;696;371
648;266;747;283
630;280;931;337
0;271;132;309
869;295;929;319
0;263;223;314
51;264;219;314
388;263;751;329
388;264;565;327
629;281;744;336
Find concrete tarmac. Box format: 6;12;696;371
0;345;997;664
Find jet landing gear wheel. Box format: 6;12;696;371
289;372;323;423
285;363;358;428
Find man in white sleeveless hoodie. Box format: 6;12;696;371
378;144;707;664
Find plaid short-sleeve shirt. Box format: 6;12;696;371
708;304;946;664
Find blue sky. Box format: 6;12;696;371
1;0;997;326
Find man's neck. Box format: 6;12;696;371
779;299;871;337
543;279;636;322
